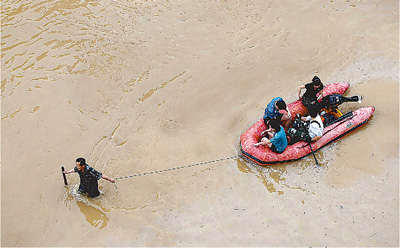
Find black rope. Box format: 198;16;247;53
114;155;239;180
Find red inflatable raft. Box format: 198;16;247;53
240;83;375;165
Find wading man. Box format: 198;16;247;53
63;158;115;198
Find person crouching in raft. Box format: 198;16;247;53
253;119;288;153
63;157;115;198
263;97;292;131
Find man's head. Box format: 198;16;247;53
308;105;319;118
276;100;287;110
312;76;322;88
269;119;281;132
75;157;86;169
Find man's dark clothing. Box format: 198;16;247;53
302;82;324;109
303;82;324;101
74;164;102;198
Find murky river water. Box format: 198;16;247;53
2;0;398;246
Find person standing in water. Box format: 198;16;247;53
63;157;115;198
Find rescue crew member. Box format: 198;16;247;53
298;76;324;110
63;157;115;198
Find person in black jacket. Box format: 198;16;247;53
63;157;115;198
298;76;324;110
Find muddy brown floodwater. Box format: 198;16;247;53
1;0;399;246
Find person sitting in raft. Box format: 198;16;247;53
254;119;288;153
288;105;324;144
263;97;292;130
298;76;324;110
63;157;115;198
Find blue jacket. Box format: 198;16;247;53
263;97;283;120
270;126;288;152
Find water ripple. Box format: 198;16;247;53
2;0;142;98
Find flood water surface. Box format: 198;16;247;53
1;0;399;246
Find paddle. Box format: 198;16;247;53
61;166;68;185
307;141;320;167
293;114;320;167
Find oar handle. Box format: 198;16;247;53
308;143;320;167
61;166;68;185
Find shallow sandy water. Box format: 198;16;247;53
1;0;399;246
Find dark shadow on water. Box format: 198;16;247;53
76;200;109;229
61;184;110;229
237;155;321;195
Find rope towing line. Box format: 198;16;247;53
107;156;240;190
114;155;240;181
61;156;240;190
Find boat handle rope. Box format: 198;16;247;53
114;155;240;181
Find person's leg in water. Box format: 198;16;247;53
87;189;100;198
78;184;87;194
78;183;100;198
